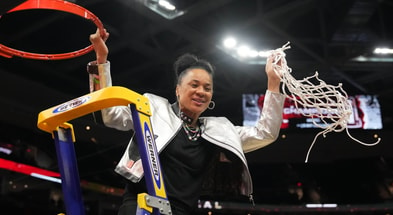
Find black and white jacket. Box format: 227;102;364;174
89;61;285;198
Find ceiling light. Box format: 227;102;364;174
258;50;271;57
218;37;272;64
374;47;393;54
237;45;250;57
351;46;393;62
248;50;259;58
140;0;185;20
223;37;237;49
158;0;176;11
351;55;393;62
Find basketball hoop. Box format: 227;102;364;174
0;0;104;60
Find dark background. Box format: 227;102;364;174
0;0;392;214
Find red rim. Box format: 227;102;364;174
0;0;104;60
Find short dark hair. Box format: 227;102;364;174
173;53;215;84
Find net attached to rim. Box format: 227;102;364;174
269;42;381;162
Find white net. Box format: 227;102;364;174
270;42;381;162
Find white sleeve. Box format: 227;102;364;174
88;61;134;131
236;90;285;153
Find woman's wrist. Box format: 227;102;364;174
96;56;107;64
267;79;281;93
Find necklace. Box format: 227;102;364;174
179;111;201;141
180;111;193;124
182;123;201;141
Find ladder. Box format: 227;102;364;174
37;86;171;215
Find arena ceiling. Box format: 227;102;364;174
0;0;393;212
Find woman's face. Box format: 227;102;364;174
176;68;213;119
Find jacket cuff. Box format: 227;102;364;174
87;61;99;74
88;61;112;92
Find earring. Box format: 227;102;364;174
208;101;215;110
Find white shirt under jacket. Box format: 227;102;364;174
89;61;286;197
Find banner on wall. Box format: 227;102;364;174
242;94;383;130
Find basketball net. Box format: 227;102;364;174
270;42;380;162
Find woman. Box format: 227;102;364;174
88;29;285;215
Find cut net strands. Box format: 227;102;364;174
269;42;381;163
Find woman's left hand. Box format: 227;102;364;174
265;55;281;93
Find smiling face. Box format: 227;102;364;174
176;68;213;120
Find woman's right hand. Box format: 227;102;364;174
89;28;109;64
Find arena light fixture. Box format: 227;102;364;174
223;37;237;49
351;55;393;62
374;47;393;54
352;46;393;62
218;36;272;64
140;0;185;20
